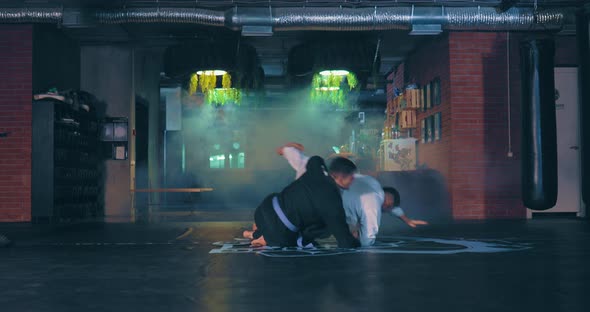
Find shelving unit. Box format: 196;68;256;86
32;99;103;223
385;88;421;136
378;88;422;172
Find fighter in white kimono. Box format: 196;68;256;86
342;174;428;247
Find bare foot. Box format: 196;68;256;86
243;230;254;239
250;236;267;247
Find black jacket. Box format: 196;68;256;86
278;156;360;248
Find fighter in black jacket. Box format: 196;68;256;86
246;143;360;249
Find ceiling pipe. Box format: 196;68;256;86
0;6;575;31
0;7;62;23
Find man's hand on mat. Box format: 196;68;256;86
349;224;360;239
405;219;429;228
276;142;305;155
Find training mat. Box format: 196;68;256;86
212;238;252;247
209;236;532;257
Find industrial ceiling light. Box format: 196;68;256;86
310;70;358;107
188;69;235;98
196;70;227;76
319;70;350;76
409;24;442;35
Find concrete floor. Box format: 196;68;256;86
0;219;589;312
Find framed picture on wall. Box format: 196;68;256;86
100;123;114;141
434;112;441;141
421;119;426;143
101;117;128;142
426;83;431;110
432;78;441;106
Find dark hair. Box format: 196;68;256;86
383;187;401;207
328;157;357;175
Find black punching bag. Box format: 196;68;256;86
577;5;590;212
520;39;558;210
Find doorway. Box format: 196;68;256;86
529;67;582;218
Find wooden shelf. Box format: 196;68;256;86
386;88;422;131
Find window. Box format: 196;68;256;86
209;153;245;169
421;119;426;143
209;138;246;169
426;116;433;143
229;152;245;169
209;154;225;169
426;83;432;110
432;78;441;107
434;112;441;141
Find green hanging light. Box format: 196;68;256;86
310;70;358;108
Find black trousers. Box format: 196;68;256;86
253;194;298;247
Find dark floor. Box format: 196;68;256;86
0;219;589;312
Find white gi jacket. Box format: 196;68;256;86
341;174;384;247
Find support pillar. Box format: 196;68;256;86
134;48;164;222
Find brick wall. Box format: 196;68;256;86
0;25;33;222
394;32;526;219
448;32;524;219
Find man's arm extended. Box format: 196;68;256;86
391;207;429;228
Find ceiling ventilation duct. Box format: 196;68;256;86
101;6;571;32
0;7;61;23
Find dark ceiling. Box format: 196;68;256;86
62;22;427;78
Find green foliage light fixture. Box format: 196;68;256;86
310;70;358;108
188;70;242;106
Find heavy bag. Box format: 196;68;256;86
520;39;558;210
577;7;590;210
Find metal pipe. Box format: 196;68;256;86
0;6;574;31
96;7;225;25
0;7;62;23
